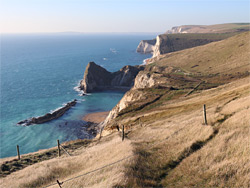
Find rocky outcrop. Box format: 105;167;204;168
100;89;145;127
136;39;156;54
100;70;162;127
99;66;184;128
17;99;77;126
133;71;158;89
79;62;144;93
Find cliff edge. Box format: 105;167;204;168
137;23;249;58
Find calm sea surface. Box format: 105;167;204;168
0;33;154;158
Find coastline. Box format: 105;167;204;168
82;111;110;124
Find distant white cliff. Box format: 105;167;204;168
136;39;156;54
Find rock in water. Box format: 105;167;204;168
17;99;77;126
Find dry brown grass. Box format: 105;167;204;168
116;77;250;187
0;134;133;188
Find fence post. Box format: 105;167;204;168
57;180;63;188
203;104;207;125
122;125;125;141
57;140;61;157
16;145;20;160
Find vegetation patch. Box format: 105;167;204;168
120;129;219;187
0;139;91;177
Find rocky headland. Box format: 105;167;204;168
79;62;144;93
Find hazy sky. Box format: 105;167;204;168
1;0;249;33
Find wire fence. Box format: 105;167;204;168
11;104;210;187
43;122;188;188
42;154;134;188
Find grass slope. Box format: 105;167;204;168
153;31;250;75
157;32;239;55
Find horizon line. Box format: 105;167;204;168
1;31;164;35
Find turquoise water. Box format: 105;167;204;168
0;33;154;158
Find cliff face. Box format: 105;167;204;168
79;62;144;93
152;33;236;57
138;23;248;58
101;70;165;127
136;39;156;54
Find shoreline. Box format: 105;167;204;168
82;111;110;124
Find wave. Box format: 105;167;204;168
73;80;85;96
73;80;91;96
110;48;117;54
141;58;151;65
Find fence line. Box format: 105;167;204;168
18;105;209;187
42;154;134;188
60;145;71;157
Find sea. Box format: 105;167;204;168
0;33;155;158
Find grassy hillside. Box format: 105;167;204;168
153;31;250;74
1;32;249;187
156;32;243;55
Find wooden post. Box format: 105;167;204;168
122;125;125;141
16;145;20;160
57;180;63;188
203;104;207;125
57;140;61;157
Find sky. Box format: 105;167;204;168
0;0;249;33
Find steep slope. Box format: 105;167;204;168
152;32;237;57
103;32;250;129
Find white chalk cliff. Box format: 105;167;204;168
136;39;156;54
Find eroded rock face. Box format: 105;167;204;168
100;70;162;128
136;39;156;54
100;89;145;127
133;71;157;89
79;62;144;93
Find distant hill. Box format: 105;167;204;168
166;23;250;34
